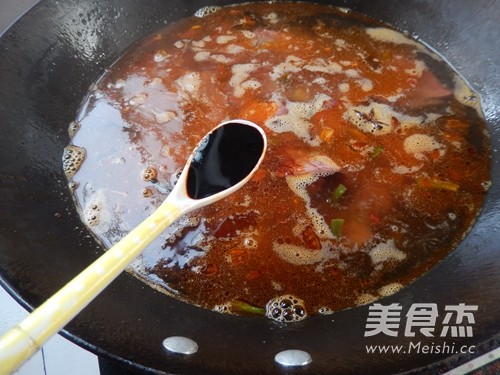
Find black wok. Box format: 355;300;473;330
0;0;499;374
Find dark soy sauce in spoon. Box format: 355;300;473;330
187;122;265;199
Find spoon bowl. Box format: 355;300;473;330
0;119;267;374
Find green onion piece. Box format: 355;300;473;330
416;178;459;192
370;145;383;159
230;299;266;316
331;184;347;204
330;218;345;238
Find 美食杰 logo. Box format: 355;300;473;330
363;303;478;355
364;302;477;338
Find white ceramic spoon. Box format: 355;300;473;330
0;119;267;375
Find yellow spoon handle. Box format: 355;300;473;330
0;200;181;375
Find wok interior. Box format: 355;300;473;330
0;0;498;374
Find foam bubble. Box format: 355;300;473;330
265;94;332;146
391;164;422;174
142;187;155;198
357;78;373;92
68;120;80;138
286;170;338;240
270;55;304;80
194;51;211;62
241;79;261;91
273;242;324;265
142;166;158;182
241;30;255;39
83;202;101;227
145;77;163;88
153;50;170;63
82;187;127;237
226;44;245;55
263;12;279;24
211;54;233;64
107;79;125;90
403;134;444;160
313;77;327;85
365;27;424;51
194;6;221;18
68;181;78;191
304;59;343;75
338;83;350;93
155;111;176;124
369;239;406;265
345;69;359;78
318;307;334;315
62;145;86;179
213;303;230;313
453;75;483;116
243;237;257;249
216;35;236;44
337;7;351;14
175;72;202;100
229;63;258;97
378;283;403;297
129;93;147;106
481;180;491;192
272;281;282;291
192;39;206;48
356;293;377;306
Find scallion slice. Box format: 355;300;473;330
330;218;345;238
331;184;347;204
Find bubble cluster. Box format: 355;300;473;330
403;133;444;160
378;282;403;297
265;94;332;146
155;110;176;124
67;120;80;138
142;166;158;182
366;27;424;51
356;293;377;306
62;145;86;179
318;307;334;315
273;242;325;265
153;50;170;63
285;170;339;245
194;6;221;18
107;79;125;90
175;72;202;100
213;303;230;313
129;93;147;106
85;202;101;227
266;295;307;323
369;239;406;267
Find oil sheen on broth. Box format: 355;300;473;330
64;3;491;322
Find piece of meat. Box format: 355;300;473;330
400;70;452;108
274;148;340;177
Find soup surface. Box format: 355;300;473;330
64;3;490;322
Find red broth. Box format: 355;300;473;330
65;3;490;321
